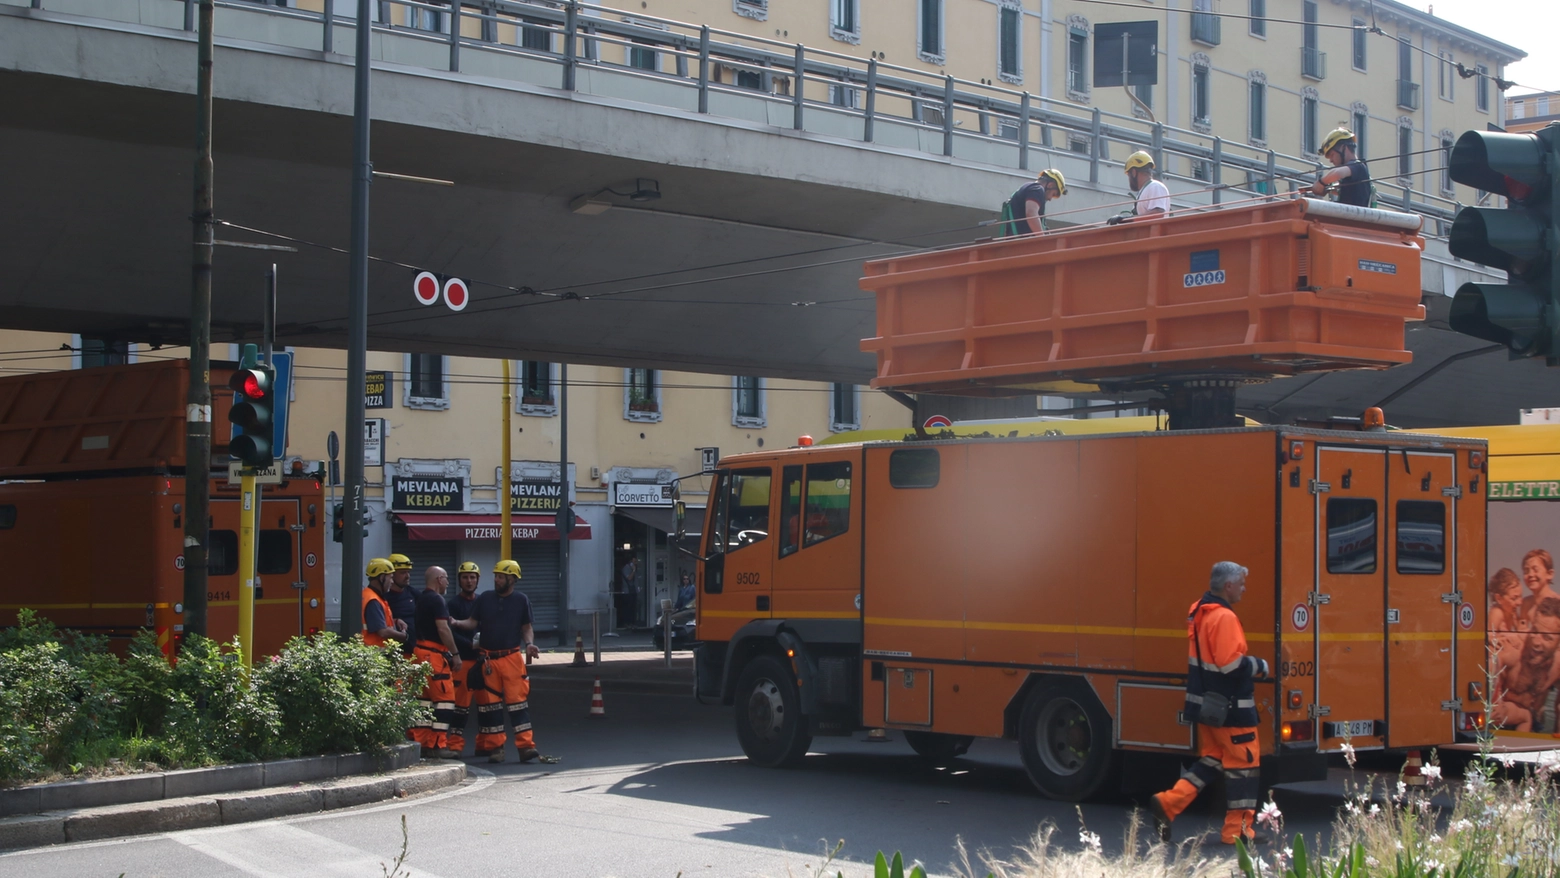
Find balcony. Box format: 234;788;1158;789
1302;47;1326;80
1398;79;1421;110
1191;12;1221;46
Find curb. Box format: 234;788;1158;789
0;762;466;850
0;741;420;819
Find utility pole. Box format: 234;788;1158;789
557;363;569;647
183;0;216;639
501;359;513;561
341;0;373;638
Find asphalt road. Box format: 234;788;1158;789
0;678;1339;878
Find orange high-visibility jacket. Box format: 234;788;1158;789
1184;594;1264;727
361;586;394;648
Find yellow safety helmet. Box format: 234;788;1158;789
493;559;522;578
389;553;414;570
1320;128;1356;157
1038;168;1067;196
456;561;481;575
1124;151;1155;172
366;558;396;578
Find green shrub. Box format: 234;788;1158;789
257;635;429;757
0;641;82;783
159;635;282;765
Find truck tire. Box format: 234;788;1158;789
903;731;974;763
734;655;812;768
1017;678;1117;801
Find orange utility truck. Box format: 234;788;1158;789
690;198;1490;799
0;359;328;657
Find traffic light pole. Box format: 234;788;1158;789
501;359;512;562
238;471;257;667
340;0;373;639
558;363;569;647
183;0;216;640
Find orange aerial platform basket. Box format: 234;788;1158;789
860;198;1425;397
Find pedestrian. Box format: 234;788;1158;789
361;558;408;649
1002;169;1067;236
408;566;462;758
444;561;482;755
1310;128;1372;207
1108;151;1170;224
621;555;642;627
676;570;696;610
1148;561;1271;847
449;560;541;764
387;553;418;653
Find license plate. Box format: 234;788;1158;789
1325;719;1376;738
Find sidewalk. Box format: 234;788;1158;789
528;641;694;695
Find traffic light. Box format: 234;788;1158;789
1446;123;1560;363
556;502;576;536
227;362;276;467
332;503;345;543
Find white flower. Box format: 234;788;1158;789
1341;741;1357;768
1429;834;1442;843
1078;830;1101;852
1369;803;1381;815
1396;781;1408;798
1257;800;1283;830
1451;819;1472;832
1366;856;1380;867
1396;840;1405;851
1503;854;1522;866
1345;800;1360;815
1422;764;1443;783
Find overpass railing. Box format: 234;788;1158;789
9;0;1465;233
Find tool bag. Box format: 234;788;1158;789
1192;601;1231;727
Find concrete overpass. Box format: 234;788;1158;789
1;0;1554;427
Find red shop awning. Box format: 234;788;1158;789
394;511;592;541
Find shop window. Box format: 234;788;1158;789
405;353;449;410
779;465;802;558
889;449;940;488
723;469;771;552
1396;501;1446;574
803;461;852;547
259;530;293;575
208;530;239;576
1326;498;1378;574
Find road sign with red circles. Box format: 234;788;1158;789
1459;602;1476;630
175;555;185;571
413;271;440;306
442;277;470;311
305;552;318;568
923;415;952;428
1291;603;1311;631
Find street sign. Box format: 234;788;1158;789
413;271;441;306
227;461;284;485
364;418;386;467
327;430;340;461
698;447;720;473
364;371;393;408
443;277;470;312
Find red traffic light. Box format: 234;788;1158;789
240;372;263;398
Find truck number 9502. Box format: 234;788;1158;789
734;572;762;585
1280;661;1314;678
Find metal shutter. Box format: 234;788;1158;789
512;542;561;634
390;528;460;581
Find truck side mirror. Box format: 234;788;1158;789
674;500;686;540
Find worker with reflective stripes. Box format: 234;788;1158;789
444;561;482;754
408;565;462;758
1149;561;1271;846
449;560;541;764
387;553;418;655
361;558;408;649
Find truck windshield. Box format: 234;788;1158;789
723;469;772;552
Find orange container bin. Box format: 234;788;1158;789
860;199;1425;394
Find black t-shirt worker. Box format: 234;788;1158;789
450;560;540;764
443;561;483;755
1310;128;1371;207
1007;169;1067;235
407;565;462;758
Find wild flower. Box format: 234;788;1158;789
1368;803;1381;816
1340;740;1357;768
1256;800;1283;831
1421;764;1443;784
1077;830;1101;853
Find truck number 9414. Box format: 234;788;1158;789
1280;661;1314;678
734;572;762;585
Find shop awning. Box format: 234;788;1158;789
393;511;592;541
616;504;703;536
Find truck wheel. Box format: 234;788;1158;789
1017;678;1117;801
734;655;812;768
903;731;974;762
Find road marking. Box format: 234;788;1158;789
170;822;453;878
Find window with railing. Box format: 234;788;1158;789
407;353;449;410
1066;20;1089;100
998;3;1021;83
830;80;858;108
919;0;944;63
1301;2;1323;80
625;368;661;421
519;361;555;415
1248;0;1266;37
1398;79;1421;110
733;376;765;427
1190;8;1220;45
629;38;657;71
1397;38;1418;109
520;18;550;52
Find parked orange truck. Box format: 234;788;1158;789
0;360;328;656
691;199;1490;799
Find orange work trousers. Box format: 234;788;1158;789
446;657;476;753
408;642;457;752
1154;724;1261;844
473;649;536;754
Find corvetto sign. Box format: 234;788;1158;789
392;476;465;510
614;482;673;506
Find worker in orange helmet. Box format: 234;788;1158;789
1148;561;1272;847
407;565;463;758
449;560;541;763
361;558;408;649
443;560;483;754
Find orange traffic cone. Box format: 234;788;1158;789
571;632;589;667
865;728;889;743
589;677;606;717
1403;749;1425;786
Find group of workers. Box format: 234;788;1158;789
1005;126;1370;236
362;554;541;764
